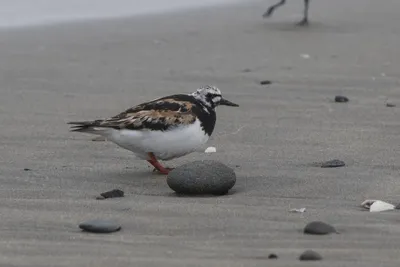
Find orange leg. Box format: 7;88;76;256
147;152;174;175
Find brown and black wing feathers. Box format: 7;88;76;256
68;97;197;132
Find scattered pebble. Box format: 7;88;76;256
99;189;124;199
304;221;338;235
320;159;345;168
268;253;278;259
369;200;395;212
289;208;306;213
23;168;31;171
260;80;272;85
204;146;217;153
79;219;121;233
386;103;396;107
299;250;322;261
334;95;349;103
167;160;236;195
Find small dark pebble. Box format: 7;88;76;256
268;253;278;259
100;189;124;199
23;168;31;171
241;68;252;73
320;159;345;168
260;80;272;85
79;219;121;233
304;221;338;235
386;103;396;107
395;203;400;210
335;95;349;103
299;250;322;261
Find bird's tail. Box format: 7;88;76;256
67;121;107;135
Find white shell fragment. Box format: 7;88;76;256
369;200;395;212
204;146;217;153
300;54;310;59
289;208;306;213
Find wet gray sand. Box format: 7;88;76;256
1;0;400;266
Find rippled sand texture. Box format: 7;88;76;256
1;0;400;266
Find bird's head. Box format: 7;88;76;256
190;85;239;109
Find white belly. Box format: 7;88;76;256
107;119;209;161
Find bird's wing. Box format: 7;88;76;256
68;97;197;131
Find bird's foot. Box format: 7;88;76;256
296;18;309;26
147;152;174;175
152;167;174;175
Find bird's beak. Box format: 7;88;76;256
219;98;239;107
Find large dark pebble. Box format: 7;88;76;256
395;203;400;210
268;253;278;259
167;160;236;195
304;221;338;235
99;189;124;199
299;250;322;261
386;103;396;107
23;168;31;171
320;159;345;168
79;219;121;233
335;95;349;103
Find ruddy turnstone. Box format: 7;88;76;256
263;0;310;26
68;85;239;174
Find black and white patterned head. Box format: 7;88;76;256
190;85;239;109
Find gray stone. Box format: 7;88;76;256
299;250;322;261
304;221;338;235
79;219;121;233
268;253;278;259
260;80;272;85
310;159;345;168
167;160;236;195
334;95;349;103
320;159;345;168
100;189;124;199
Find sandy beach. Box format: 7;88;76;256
1;0;400;266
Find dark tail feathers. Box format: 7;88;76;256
68;121;98;132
